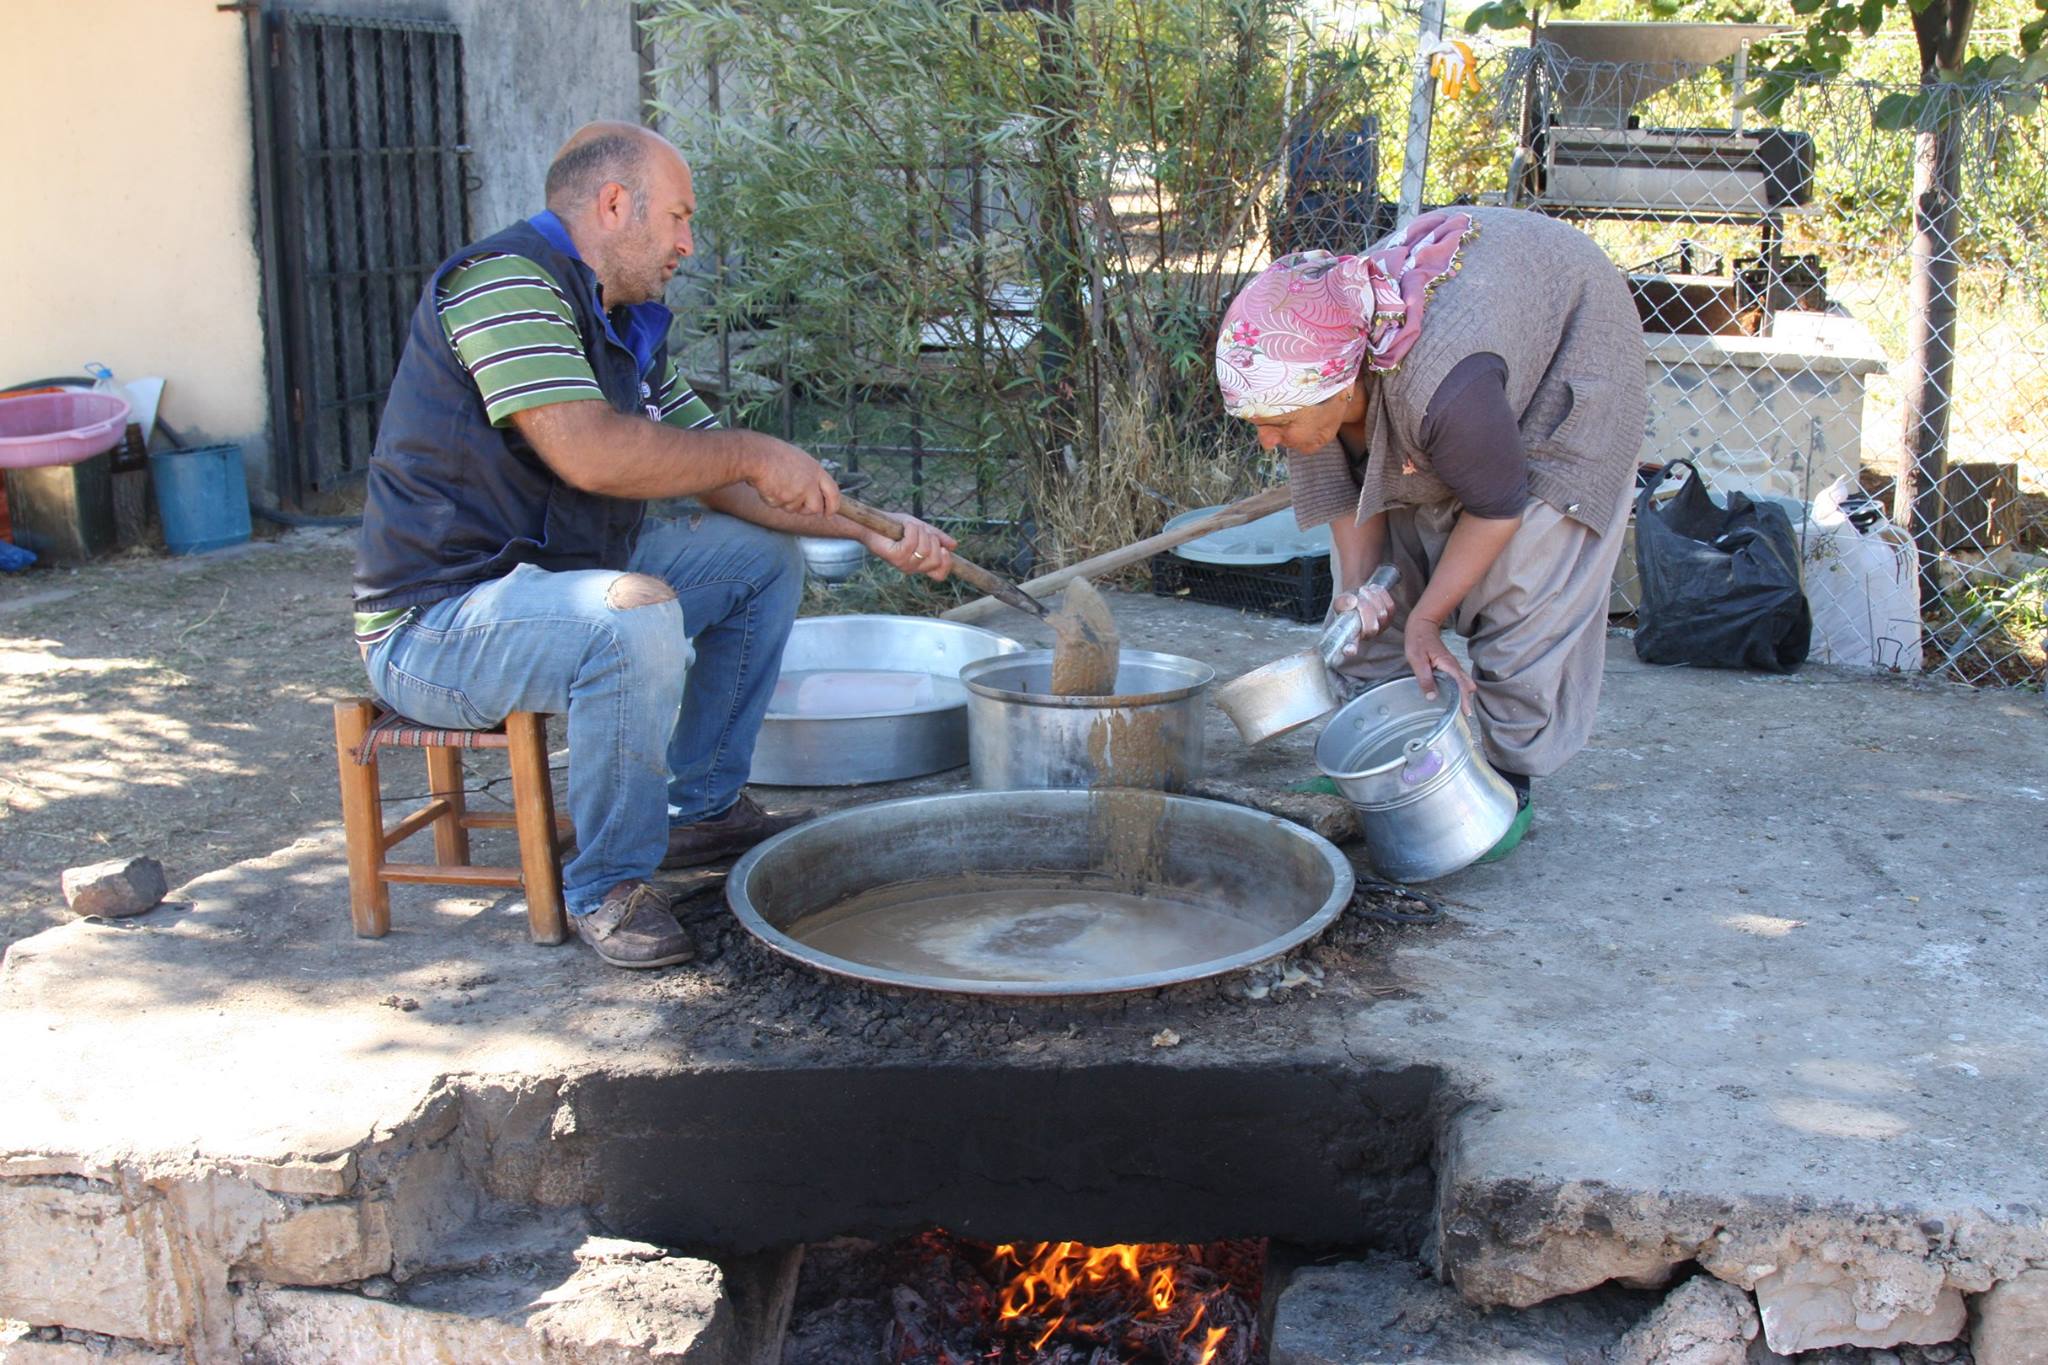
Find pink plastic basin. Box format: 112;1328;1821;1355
0;391;133;470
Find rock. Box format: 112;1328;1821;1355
1610;1276;1759;1365
236;1283;548;1364
241;1200;393;1285
58;859;166;919
1184;778;1360;843
1269;1252;1647;1364
1752;1259;1966;1353
237;1237;743;1364
528;1253;739;1361
0;1182;185;1344
1972;1267;2048;1364
0;1323;183;1362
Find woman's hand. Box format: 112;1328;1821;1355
865;515;956;582
1403;614;1474;713
1327;582;1396;660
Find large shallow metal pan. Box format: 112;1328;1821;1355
750;615;1023;786
727;789;1355;996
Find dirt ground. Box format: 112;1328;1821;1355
0;528;367;956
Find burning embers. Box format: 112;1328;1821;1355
783;1230;1266;1364
987;1239;1260;1363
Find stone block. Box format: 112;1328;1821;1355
528;1250;741;1363
0;1323;183;1362
58;859;166;919
0;1182;184;1344
1610;1276;1759;1365
243;1201;393;1286
234;1285;547;1365
1269;1253;1645;1364
1753;1259;1965;1353
236;1242;745;1364
1972;1268;2048;1365
235;1154;358;1200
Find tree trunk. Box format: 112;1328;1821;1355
1033;0;1088;473
1895;0;1976;597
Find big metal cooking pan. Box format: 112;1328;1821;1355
750;615;1023;786
727;789;1355;995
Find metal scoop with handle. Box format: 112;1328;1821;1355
1213;564;1400;745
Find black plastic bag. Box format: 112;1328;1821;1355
1633;459;1811;671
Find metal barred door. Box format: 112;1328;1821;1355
256;9;471;502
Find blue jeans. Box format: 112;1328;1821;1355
363;512;804;916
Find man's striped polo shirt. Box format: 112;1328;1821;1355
352;253;718;644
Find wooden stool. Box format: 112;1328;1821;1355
332;698;571;944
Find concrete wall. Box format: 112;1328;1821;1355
1;0;643;504
0;1;269;465
286;0;646;235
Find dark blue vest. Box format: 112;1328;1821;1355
352;219;669;611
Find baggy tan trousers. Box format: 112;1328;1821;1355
1330;485;1632;779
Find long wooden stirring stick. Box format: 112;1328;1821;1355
834;495;1050;619
941;486;1294;624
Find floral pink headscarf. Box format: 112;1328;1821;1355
1215;210;1477;418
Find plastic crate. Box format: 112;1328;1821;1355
1150;551;1333;623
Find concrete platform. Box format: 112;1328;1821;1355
3;590;2045;1360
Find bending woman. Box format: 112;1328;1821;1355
1215;206;1646;854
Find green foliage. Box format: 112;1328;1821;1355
643;0;1384;486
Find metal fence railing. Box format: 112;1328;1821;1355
645;37;1041;575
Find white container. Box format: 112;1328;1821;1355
1802;477;1923;671
799;536;868;582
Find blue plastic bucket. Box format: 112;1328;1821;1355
149;444;253;555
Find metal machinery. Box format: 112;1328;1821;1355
1511;22;1808;219
1508;21;1825;327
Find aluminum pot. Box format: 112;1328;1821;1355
959;649;1213;791
1312;669;1517;882
1214;565;1399;746
1212;649;1341;745
751;615;1023;786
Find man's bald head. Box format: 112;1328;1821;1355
544;121;680;215
542;122;697;307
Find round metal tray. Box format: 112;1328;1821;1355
1162;504;1331;566
750;615;1023;786
727;790;1355;996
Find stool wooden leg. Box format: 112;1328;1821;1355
333;699;391;938
424;744;472;866
505;711;567;945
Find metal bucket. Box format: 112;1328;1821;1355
751;616;1023;786
1313;670;1517;883
959;650;1214;791
727;789;1355;995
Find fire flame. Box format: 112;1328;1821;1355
991;1240;1242;1362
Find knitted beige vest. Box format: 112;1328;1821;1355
1287;207;1647;535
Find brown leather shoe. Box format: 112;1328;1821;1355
571;881;695;969
660;793;814;870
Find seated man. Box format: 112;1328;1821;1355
352;121;954;970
